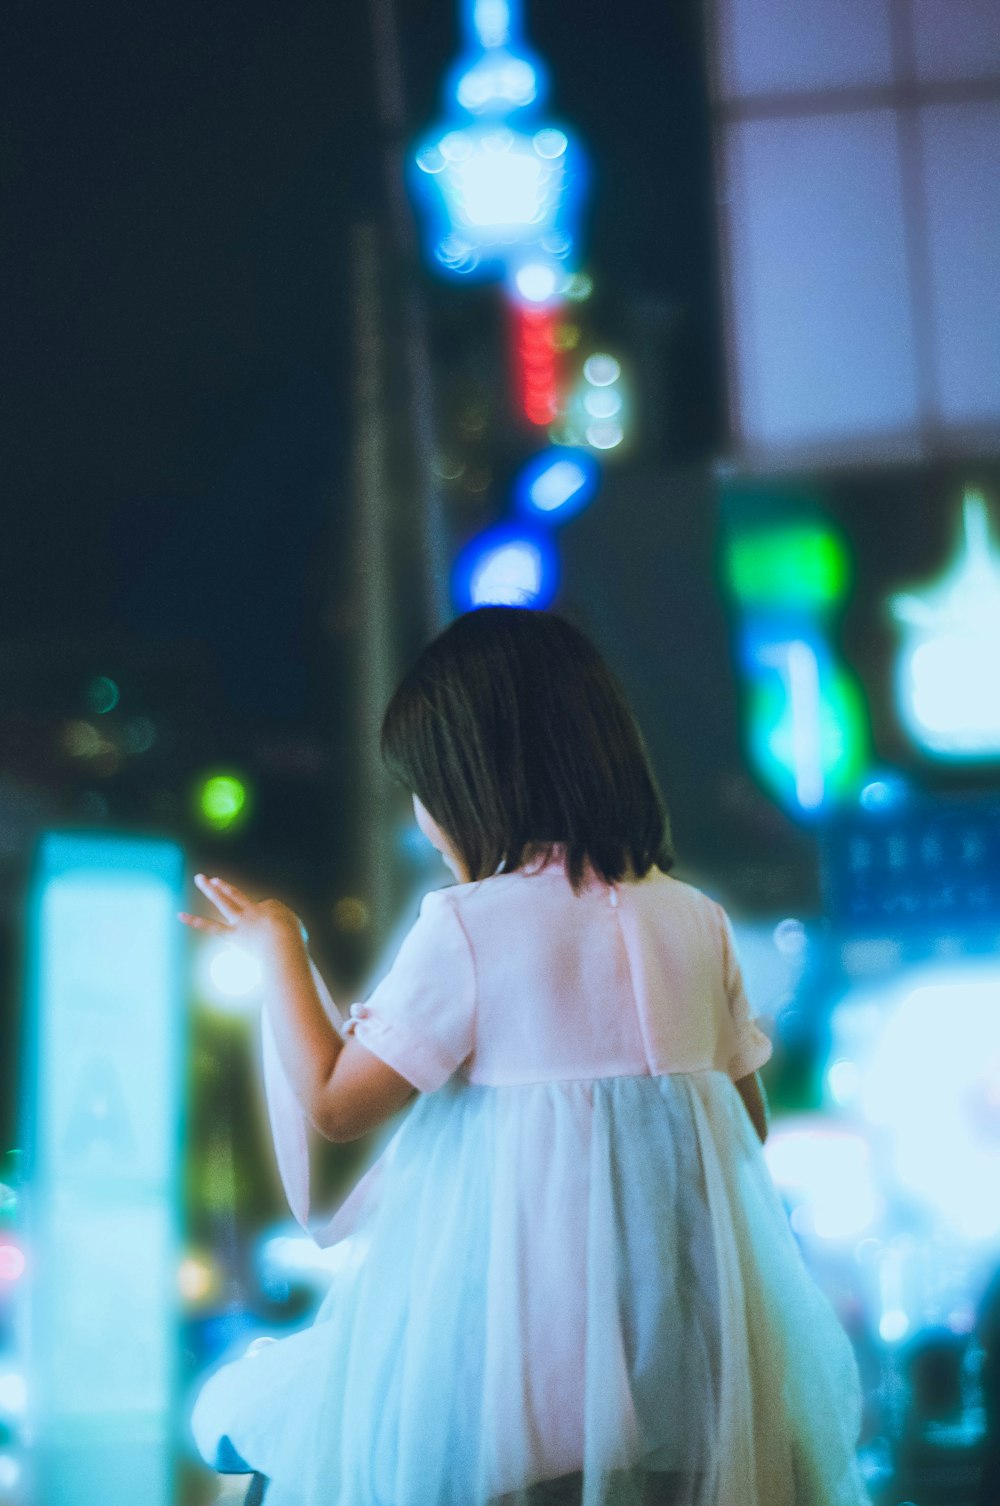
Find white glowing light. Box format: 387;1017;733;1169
827;1059;862;1106
583;353;620;387
471;0;512;48
585;420;624;451
457;53;537;112
456;146;545;227
758;640;825;810
0;1373;26;1417
0;1455;19;1490
528;459;590;513
764;1120;879;1241
879;1308;910;1343
197;938;262;1014
772;918;807;956
470;541;543;606
891;492;1000;758
515;263;558;302
440;130;474;163
860;965;1000;1241
583;388;622;419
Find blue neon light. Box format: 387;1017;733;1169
411;121;585;282
24;833;186;1504
451;522;560;610
410;0;587;283
514;446;600;523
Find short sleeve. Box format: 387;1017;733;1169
347;890;476;1093
714;904;773;1081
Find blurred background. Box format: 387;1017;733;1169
1;0;1000;1501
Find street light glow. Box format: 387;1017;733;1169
515;262;559;302
583;353;621;386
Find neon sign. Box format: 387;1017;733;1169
891;491;1000;759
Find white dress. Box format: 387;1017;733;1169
192;856;871;1506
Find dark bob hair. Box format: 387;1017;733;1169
380;607;674;892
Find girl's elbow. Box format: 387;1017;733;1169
307;1095;364;1144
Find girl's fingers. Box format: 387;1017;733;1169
194;873;244;921
177;912;230;935
215;880;252;913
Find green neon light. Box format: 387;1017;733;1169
725;524;850;610
197;774;249;832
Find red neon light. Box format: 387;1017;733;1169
512;307;560;426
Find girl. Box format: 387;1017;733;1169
182;607;870;1506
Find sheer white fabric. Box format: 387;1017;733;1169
193;1073;868;1505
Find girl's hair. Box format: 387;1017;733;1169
380;607;674;892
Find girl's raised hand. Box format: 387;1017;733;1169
178;874;306;954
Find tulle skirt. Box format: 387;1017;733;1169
192;1071;870;1506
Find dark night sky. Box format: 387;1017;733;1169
1;0;719;711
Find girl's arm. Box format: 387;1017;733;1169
261;917;416;1141
181;875;417;1142
734;1070;769;1144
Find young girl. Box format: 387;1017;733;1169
182;607;870;1506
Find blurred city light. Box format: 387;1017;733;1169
765;1120;881;1242
25;833;185;1505
859;965;1000;1242
515;446;599;521
455;51;538;113
514;261;559;303
413;121;582;281
879;1309;911;1344
196;773;250;833
0;1371;26;1417
724;521;850;611
891;491;1000;759
582;352;620;386
178;1254;218;1305
744;635;867;815
858;774;908;812
452;524;559;610
0;1242;25;1282
410;0;585;284
583;387;622;419
563;270;593;301
826;1058;863;1108
571;352;628;453
514;305;560;425
585;419;624;451
85;676;120;715
332;896;370;933
195;937;262;1015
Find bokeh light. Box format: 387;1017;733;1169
85;676;120;715
196;773;250;833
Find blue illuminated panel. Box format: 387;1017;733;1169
822;797;1000;941
24;834;185;1506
